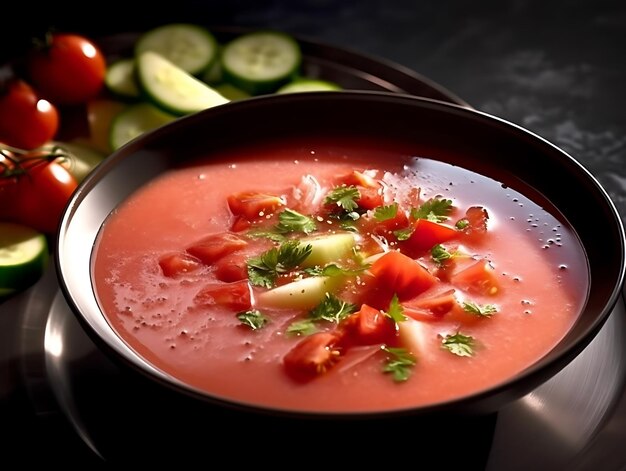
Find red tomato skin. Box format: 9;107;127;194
340;304;396;346
401;219;459;254
227;192;284;219
186;232;248;265
158;252;202;277
283;331;343;382
27;34;106;105
451;259;500;296
213;253;249;282
193;280;252;311
0;79;59;149
369;250;438;302
1;159;77;234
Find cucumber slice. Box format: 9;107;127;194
299;232;356;268
221;30;302;95
135;23;218;76
214;83;251;101
0;223;48;292
256;276;341;310
277;78;342;94
109;102;177;150
105;58;141;100
137;51;230;116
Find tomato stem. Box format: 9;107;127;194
0;144;70;178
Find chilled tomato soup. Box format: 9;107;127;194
91;136;589;413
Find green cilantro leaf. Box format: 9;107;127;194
247;240;313;288
237;309;269;330
386;294;407;323
285;319;318;336
462;301;497;317
411;197;454;222
275;208;317;234
393;227;414;241
374;203;398;221
381;346;417;382
441;332;475;357
309;293;357;323
324;185;360;212
455;218;470;230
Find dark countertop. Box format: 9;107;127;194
1;0;625;466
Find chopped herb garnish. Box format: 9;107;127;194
386;294;407;323
431;244;456;265
237;309;269;330
247;240;313;288
441;332;475;357
381;346;417;382
275;208;317;234
374;203;398;221
411;197;453;222
393;227;414;241
286;319;318;336
455;218;470;230
324;185;360;212
309;292;357;323
303;263;370;277
463;301;497;317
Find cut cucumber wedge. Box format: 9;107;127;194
256;276;341;310
0;223;48;292
109;102;177;150
299;232;357;268
221;30;302;95
277;78;342;94
135;23;218;76
137;51;230;116
105;58;141;100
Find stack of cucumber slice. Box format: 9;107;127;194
105;23;342;150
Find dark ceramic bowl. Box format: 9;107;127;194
55;91;625;457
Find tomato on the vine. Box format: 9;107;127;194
0;79;59;149
0;149;78;235
26;33;106;105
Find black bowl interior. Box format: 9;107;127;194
56;91;626;418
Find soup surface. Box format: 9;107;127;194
92;136;589;413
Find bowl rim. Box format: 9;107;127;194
55;90;626;418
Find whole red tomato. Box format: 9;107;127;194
0;152;78;234
0;79;59;149
27;33;106;105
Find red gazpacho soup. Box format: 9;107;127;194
92;136;589;413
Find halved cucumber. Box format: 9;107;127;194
299;232;356;268
137;51;230;116
105;58;141;100
221;30;302;95
256;276;341;310
109;102;177;150
0;223;49;293
277;78;342;94
135;23;218;76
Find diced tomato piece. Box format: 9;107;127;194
213;253;249;282
403;289;458;321
338;170;379;189
340;304;396;346
230;215;251;232
193;280;252;311
461;206;489;235
451;259;500;296
283;331;344;382
227;191;284;219
359;207;410;241
158;252;202;277
356;185;384;210
369;250;438;302
401;219;459;255
186;232;248;265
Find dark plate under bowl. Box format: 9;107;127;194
56;91;625;428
